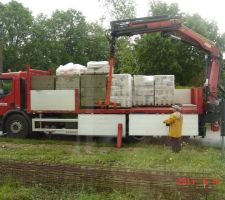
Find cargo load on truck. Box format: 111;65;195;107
110;74;133;107
86;61;111;74
154;75;175;106
133;75;154;106
56;63;87;75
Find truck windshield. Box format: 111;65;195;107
0;79;12;96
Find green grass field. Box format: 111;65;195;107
0;180;136;200
0;137;223;173
0;136;224;199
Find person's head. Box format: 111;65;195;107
172;105;181;112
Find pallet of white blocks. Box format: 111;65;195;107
133;75;154;106
86;61;113;74
154;75;175;106
110;74;132;107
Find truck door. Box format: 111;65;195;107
0;78;15;116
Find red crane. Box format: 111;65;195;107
106;16;222;113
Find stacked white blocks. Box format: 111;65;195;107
154;75;175;106
86;61;111;74
110;74;132;107
133;75;154;106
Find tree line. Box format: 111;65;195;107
0;0;225;86
0;1;109;71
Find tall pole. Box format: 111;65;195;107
0;38;3;73
220;99;225;158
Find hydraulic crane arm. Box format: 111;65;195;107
106;15;222;105
110;16;220;57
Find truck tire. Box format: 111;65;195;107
4;114;29;138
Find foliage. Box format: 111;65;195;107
85;22;109;62
99;0;136;21
100;0;138;74
149;0;180;16
22;14;61;70
0;1;108;71
114;38;139;74
133;1;225;85
0;1;33;71
102;0;225;84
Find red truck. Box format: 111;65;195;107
0;16;223;138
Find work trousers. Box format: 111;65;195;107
170;137;181;153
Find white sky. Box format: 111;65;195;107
1;0;225;33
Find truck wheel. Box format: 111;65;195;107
5;114;29;138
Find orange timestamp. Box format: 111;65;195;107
176;177;220;187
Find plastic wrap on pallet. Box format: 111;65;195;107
155;96;174;106
154;75;174;88
134;86;154;96
133;95;154;106
154;95;174;106
111;87;131;96
154;88;174;96
56;63;87;75
86;66;112;74
111;96;132;107
111;74;133;86
110;74;132;107
87;61;109;69
133;75;154;106
154;75;175;106
134;75;154;86
86;61;112;74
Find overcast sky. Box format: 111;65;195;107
1;0;225;33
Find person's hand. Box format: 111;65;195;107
163;121;170;126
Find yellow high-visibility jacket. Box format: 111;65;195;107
163;112;183;138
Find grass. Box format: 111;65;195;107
0;179;138;200
0;136;224;198
0;137;224;174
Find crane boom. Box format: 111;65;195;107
110;16;220;57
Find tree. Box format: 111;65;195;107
115;38;139;74
133;1;225;86
22;14;62;69
47;10;108;67
149;0;180;16
0;1;109;71
0;1;33;71
85;22;109;61
99;0;136;21
22;9;109;70
0;38;2;73
100;0;138;74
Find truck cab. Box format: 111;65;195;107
0;72;27;117
0;67;51;137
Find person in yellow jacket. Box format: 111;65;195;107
163;105;183;153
